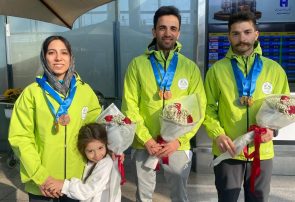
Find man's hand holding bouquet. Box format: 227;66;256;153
144;94;202;170
97;103;136;200
212;94;295;193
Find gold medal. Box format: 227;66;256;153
159;90;164;99
58;114;70;126
163;90;172;100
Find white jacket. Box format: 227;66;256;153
62;155;121;202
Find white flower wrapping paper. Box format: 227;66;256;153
97;103;136;155
212;94;295;167
144;94;202;169
97;103;136;199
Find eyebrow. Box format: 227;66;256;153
47;48;68;51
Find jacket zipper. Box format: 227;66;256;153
64;126;67;179
162;60;167;109
244;56;250;161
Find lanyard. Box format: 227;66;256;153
231;55;263;98
36;74;77;122
149;52;178;91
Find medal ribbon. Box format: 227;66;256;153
36;74;77;122
115;154;126;185
243;125;265;193
149;52;178;91
231;55;263;99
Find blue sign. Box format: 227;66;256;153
280;0;288;7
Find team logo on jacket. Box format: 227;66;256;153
178;78;188;90
81;107;88;120
262;82;273;94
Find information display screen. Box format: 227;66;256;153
207;31;295;82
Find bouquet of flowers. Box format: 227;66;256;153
144;94;202;169
97;103;136;186
211;94;295;193
98;103;136;156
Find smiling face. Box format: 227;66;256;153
152;15;180;52
228;20;259;56
45;39;71;80
84;139;107;163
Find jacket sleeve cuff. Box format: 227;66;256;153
178;135;188;146
31;166;50;185
61;179;70;195
209;128;225;140
138;134;153;145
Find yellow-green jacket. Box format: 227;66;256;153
203;42;289;160
121;41;207;150
8;74;101;195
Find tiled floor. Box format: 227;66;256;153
1;153;295;202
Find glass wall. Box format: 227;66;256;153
2;0;199;101
118;0;199;97
6;2;116;98
0;16;7;93
0;16;10;151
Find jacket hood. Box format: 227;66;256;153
225;41;262;60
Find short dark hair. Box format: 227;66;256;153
42;35;72;56
228;11;257;32
153;6;181;29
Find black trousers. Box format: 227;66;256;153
214;158;273;202
29;193;78;202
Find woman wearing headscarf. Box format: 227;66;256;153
9;35;101;202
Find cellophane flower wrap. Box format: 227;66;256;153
97;103;136;200
144;94;202;169
97;103;136;155
211;95;295;193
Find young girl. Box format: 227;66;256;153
44;123;121;202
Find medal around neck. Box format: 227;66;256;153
58;114;71;126
231;56;262;108
150;53;178;101
239;96;253;107
163;90;172;100
54;121;59;133
158;90;172;100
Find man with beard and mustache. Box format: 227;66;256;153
203;11;289;202
121;5;206;202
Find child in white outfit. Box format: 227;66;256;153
43;123;121;202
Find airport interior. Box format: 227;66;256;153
0;0;295;201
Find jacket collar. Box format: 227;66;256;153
145;38;182;62
226;41;262;60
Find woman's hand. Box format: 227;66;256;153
40;176;64;198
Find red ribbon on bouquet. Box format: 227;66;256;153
115;155;126;185
155;136;169;171
243;124;266;193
